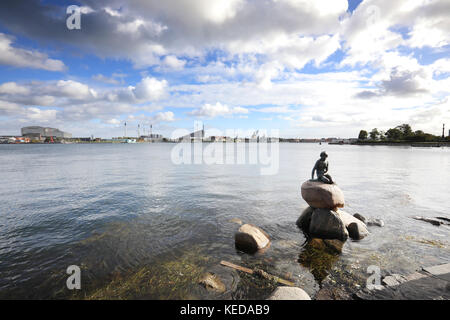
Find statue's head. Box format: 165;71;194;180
320;151;328;159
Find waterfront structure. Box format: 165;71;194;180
141;133;163;142
178;129;205;142
0;136;30;143
329;138;358;145
21;126;72;139
210;136;227;142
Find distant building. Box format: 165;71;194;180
21;126;72;139
0;136;30;143
178;129;205;142
141;133;163;142
210;136;227;142
329;138;358;145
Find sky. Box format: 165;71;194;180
0;0;449;139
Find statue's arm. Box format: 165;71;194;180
311;161;318;179
324;161;329;173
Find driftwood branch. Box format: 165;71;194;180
220;260;294;287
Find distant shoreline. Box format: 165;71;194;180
352;141;450;147
2;141;450;147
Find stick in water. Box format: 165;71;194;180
220;260;294;286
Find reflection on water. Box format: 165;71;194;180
0;143;449;299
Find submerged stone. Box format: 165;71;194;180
298;240;340;283
309;238;327;250
229;218;243;225
308;238;344;254
199;272;226;293
323;239;344;253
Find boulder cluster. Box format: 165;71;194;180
297;180;369;242
228;179;378;300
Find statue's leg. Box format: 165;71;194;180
319;175;331;184
325;174;334;184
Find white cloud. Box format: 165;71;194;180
406;0;450;48
0;99;21;115
56;80;92;99
0;33;66;71
92;74;120;85
188;102;248;118
380;68;430;96
0;82;29;95
162;55;186;70
0;0;349;71
25;107;58;121
150;111;175;123
133;77;168;101
253;106;295;113
0;76;169;134
105;118;121;125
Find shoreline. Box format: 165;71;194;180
0;139;450;148
351;141;450;147
2;141;450;146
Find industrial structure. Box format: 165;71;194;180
177;129;205;142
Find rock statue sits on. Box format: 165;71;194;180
311;151;334;184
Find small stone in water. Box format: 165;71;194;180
229;218;243;225
367;218;385;227
382;275;400;287
199;272;226;293
353;213;366;223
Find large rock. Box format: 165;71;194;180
296;206;314;231
267;286;311;300
235;224;270;254
301;180;345;210
336;209;369;240
309;209;348;242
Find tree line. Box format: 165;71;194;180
358;124;449;142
